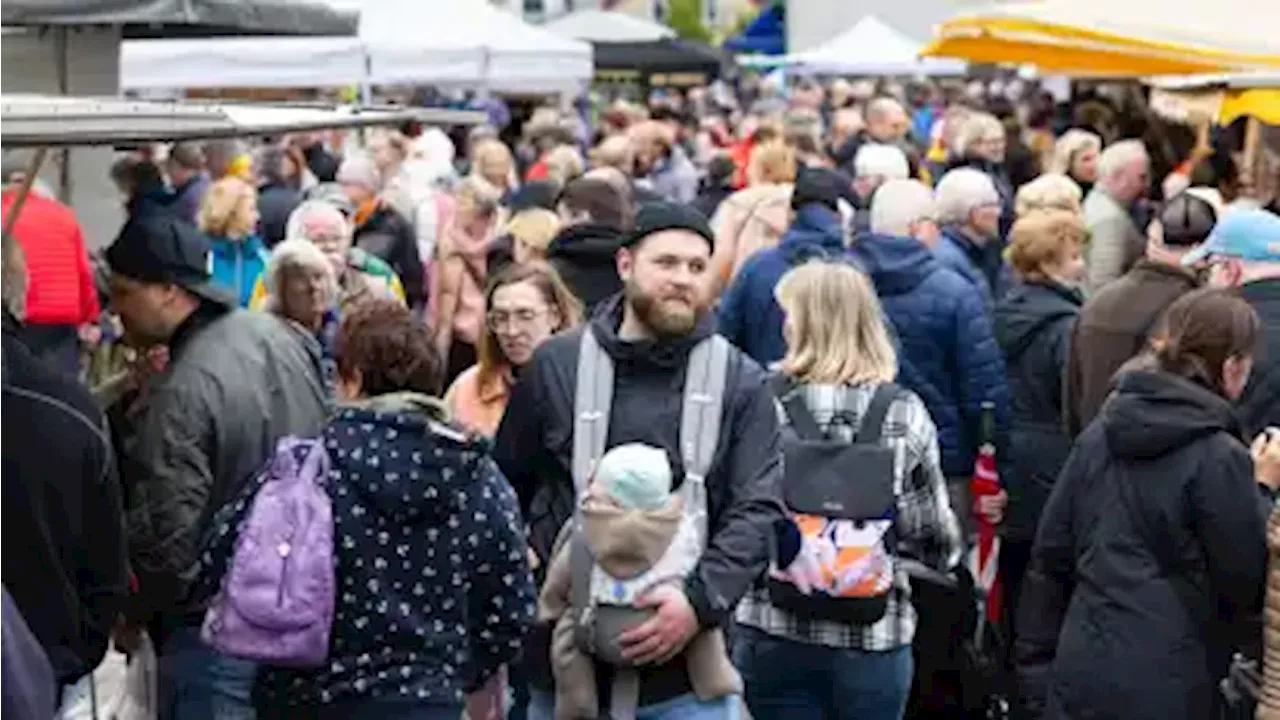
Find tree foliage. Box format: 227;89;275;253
666;0;712;43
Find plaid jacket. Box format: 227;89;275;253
735;380;964;651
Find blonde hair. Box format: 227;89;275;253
1015;173;1084;218
1048;129;1102;176
545;145;585;186
456;175;503;219
503;208;561;260
1005;210;1086;280
776;261;898;385
472;139;515;191
198;177;257;239
747;140;797;186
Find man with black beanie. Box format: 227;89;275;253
494;201;784;720
718;168;848;365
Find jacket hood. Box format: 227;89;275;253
847;234;940;296
547;223;624;266
1102;370;1242;461
328;393;484;524
581;492;684;580
994;280;1082;359
779;205;844;263
589;293;715;372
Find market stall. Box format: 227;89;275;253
544;9;723;90
742;15;964;76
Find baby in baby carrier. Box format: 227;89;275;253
536;443;740;720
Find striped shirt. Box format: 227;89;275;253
735;379;963;651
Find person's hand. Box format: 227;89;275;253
618;585;699;666
1252;428;1280;491
526;547;541;572
974;489;1008;525
78;323;102;348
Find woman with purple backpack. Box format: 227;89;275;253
194;299;536;720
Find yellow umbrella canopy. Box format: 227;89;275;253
923;0;1280;76
1148;74;1280;125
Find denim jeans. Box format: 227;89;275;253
734;626;913;720
158;625;257;720
529;688;742;720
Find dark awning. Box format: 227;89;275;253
723;2;784;56
1;0;357;37
593;38;724;77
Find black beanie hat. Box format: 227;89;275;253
624;201;714;250
791;167;841;213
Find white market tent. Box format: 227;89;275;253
542;9;675;44
120;0;593;94
747;15;965;76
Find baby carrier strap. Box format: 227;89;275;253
569;329;731;720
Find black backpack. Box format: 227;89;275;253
767;375;903;624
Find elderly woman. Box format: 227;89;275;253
1048;129;1102;197
198;177;269;307
260;239;340;387
946;111;1014;237
250;199;405;310
934;167;1007;309
444;263;581;437
1015;173;1084;219
991;211;1087;636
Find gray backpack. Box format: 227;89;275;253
566;327;729;720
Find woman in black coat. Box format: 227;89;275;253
993;211;1086;632
1016;288;1277;720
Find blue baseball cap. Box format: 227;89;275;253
1182;207;1280;267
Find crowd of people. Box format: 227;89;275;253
3;74;1280;720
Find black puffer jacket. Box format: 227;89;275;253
993;280;1082;542
492;296;784;706
1016;369;1270;720
354;203;424;307
545;223;625;313
1239;278;1280;437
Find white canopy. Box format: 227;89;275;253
774;15;966;76
542;9;675;44
121;0;593;94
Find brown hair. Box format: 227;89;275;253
1005;211;1086;280
335;299;442;397
558;177;627;231
1150;288;1260;396
476;262;582;391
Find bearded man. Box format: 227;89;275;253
494;202;784;719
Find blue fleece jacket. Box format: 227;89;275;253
849;233;1011;479
718;205;845;365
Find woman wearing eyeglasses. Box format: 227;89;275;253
444;263;581;438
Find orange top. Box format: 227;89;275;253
444;364;511;437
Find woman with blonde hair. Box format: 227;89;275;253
992;211;1087;630
734;260;962;720
471;138;518;195
1048;129;1102;196
444;262;581;437
199;177;268;307
1015;173;1085;218
709;139;797;293
430;175;503;384
504;208;561;266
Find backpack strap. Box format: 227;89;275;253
770;373;827;441
572;327;614;496
854;383;902;445
680;335;731;488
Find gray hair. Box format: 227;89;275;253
934;168;1000;225
870;180;937;237
286;199;353;245
1048;129;1102;175
1097;139;1149;184
854;143;909;181
263;239;338;311
950;112;1003;158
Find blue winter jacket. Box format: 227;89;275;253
849;233;1011;478
210;234;269;308
935;226;998;313
718;204;845;365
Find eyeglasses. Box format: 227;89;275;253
486;308;548;331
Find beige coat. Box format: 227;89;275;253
708;184;792;295
537;492;741;720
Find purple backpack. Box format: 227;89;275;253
201;437;335;667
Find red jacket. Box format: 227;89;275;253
1;190;100;326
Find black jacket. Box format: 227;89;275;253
1016;370;1270;720
354;203;424;307
2;318;129;684
993;280;1081;541
257;182;301;248
492;297;784;705
545;223;625;314
1239;278;1280;437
